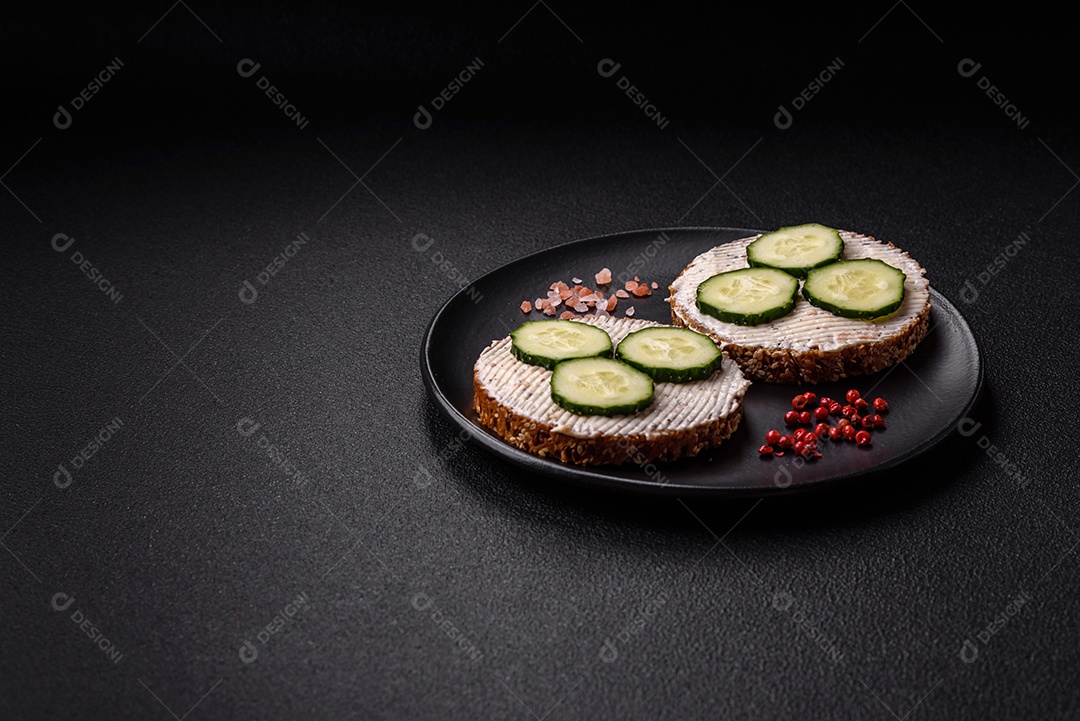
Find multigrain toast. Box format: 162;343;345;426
473;316;750;466
668;231;931;384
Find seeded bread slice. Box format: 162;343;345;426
472;316;750;466
668;231;931;385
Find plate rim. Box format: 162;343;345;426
420;226;984;497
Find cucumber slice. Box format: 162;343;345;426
616;327;722;382
696;267;799;326
747;223;844;278
550;357;654;416
511;320;613;369
803;259;907;319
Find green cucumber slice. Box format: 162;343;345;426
747;223;844;277
550;357;654;416
511;320;613;369
696;267;799;326
802;259;907;319
616;327;722;383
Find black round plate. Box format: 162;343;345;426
420;227;983;496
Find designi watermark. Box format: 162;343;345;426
51;592;123;664
771;446;821;489
957;59;1030;130
774;58;845;130
614;231;670;287
615;436;671;487
414;57;485;130
958;231;1030;305
597;59;670;130
53;58;124;130
411;233;483;303
238;232;309;305
237;417;311;488
51;233;123;304
599;588;670;663
958;590;1031;664
772;591;844;664
956;417;1030;489
239;590;311;663
54;416;124;489
237;59;310;130
413;428;473;489
411;592;483;661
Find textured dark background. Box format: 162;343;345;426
3;4;1079;720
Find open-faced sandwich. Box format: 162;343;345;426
472;316;750;466
668;224;930;384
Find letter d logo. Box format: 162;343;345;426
236;417;261;437
414;104;433;130
239;279;259;305
411;233;434;252
239;640;259;663
599;639;619;663
237;58;261;78
958;638;978;663
957;58;981;79
51;592;76;612
51;233;75;253
597;58;621;78
54;463;73;489
774;104;793;130
957;417;982;438
773;466;792;489
772;591;794;612
53;104;73;130
413;465;434;489
959;279;979;305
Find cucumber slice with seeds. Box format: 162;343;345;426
511;320;613;369
616;327;722;383
550;357;654;416
697;267;799;326
802;259;906;319
747;223;844;278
